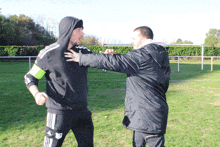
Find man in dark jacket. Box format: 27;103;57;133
65;26;171;147
24;16;95;147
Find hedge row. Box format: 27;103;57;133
87;45;134;54
90;45;220;56
1;45;220;56
166;46;220;56
0;45;133;56
0;45;45;56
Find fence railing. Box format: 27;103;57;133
1;56;220;72
0;56;37;70
169;56;220;72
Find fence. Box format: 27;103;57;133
169;56;220;72
1;55;220;72
0;56;37;70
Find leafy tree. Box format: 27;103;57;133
176;38;183;44
183;40;193;44
0;14;57;46
79;35;101;46
204;29;220;46
0;15;7;45
170;38;193;44
3;22;16;45
218;37;220;46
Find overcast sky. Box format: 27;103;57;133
1;0;220;44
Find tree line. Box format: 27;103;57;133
170;28;220;47
170;38;193;44
0;13;219;47
0;14;102;46
0;14;57;46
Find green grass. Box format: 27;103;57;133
0;60;220;146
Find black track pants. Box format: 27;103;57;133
133;131;165;147
44;108;94;147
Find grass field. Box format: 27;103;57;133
0;60;220;147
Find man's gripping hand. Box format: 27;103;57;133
35;92;49;106
64;49;116;62
64;50;80;62
100;49;116;54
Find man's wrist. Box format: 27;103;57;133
34;92;39;98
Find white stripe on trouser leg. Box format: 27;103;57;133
145;134;158;141
52;113;56;129
46;112;56;129
44;112;56;147
44;136;53;147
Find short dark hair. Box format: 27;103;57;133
134;26;153;39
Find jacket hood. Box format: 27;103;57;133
144;43;169;69
57;16;83;50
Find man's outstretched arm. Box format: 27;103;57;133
64;49;116;62
64;49;141;74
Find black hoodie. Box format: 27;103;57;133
78;43;171;134
24;16;93;111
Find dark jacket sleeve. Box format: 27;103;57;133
79;50;142;74
24;48;49;89
24;73;39;89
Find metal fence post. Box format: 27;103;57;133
29;57;31;70
211;57;213;71
201;45;204;70
178;56;180;72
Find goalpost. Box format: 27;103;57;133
102;43;210;72
165;44;204;72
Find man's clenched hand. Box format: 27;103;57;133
35;92;49;106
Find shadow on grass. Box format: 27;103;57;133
1;62;220;133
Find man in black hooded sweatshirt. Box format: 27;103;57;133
24;16;94;147
65;26;171;147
